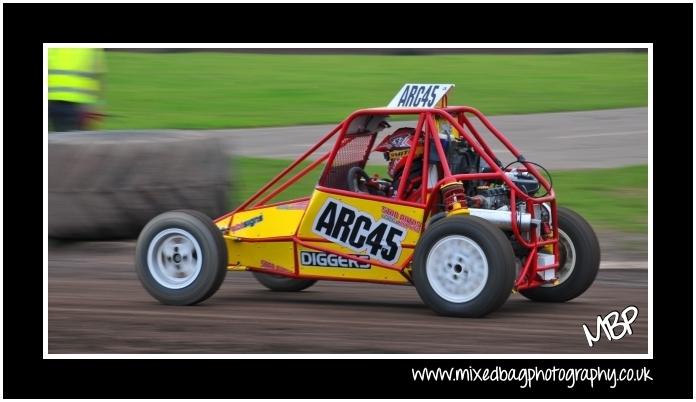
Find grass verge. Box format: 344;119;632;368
103;52;647;129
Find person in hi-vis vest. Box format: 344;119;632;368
48;48;106;131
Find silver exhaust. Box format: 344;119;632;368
468;208;538;231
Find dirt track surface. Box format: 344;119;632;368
48;241;648;354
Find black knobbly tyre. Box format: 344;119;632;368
252;272;317;292
520;207;601;302
412;215;516;317
135;210;228;305
48;131;230;240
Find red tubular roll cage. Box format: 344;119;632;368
229;106;559;290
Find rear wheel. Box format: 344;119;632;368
412;215;516;317
520;207;600;302
252;272;317;292
135;210;227;305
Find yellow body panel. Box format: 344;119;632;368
299;190;423;244
217;201;307;272
219;191;425;284
222;202;307;238
296;189;423;282
225;239;295;274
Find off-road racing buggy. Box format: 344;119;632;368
135;84;600;317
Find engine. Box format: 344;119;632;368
468;186;508;209
440;138;553;237
467;170;541;209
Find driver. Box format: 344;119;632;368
372;127;425;200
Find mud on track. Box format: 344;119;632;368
48;241;648;354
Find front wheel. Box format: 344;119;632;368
412;215;516;317
520;207;600;302
135;210;228;305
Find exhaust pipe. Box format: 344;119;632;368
468;208;538;231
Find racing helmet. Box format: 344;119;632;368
373;127;424;177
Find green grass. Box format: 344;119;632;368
103;52;647;129
231;157;325;207
551;165;647;233
233;158;647;234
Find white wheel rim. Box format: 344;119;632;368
425;235;489;303
543;228;576;287
147;228;203;289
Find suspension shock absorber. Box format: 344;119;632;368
440;181;467;213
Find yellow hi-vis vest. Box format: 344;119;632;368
48;48;105;104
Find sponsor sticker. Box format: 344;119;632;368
300;251;371;269
260;259;289;272
381;206;422;233
229;214;263;232
388;149;410;161
312;198;406;264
